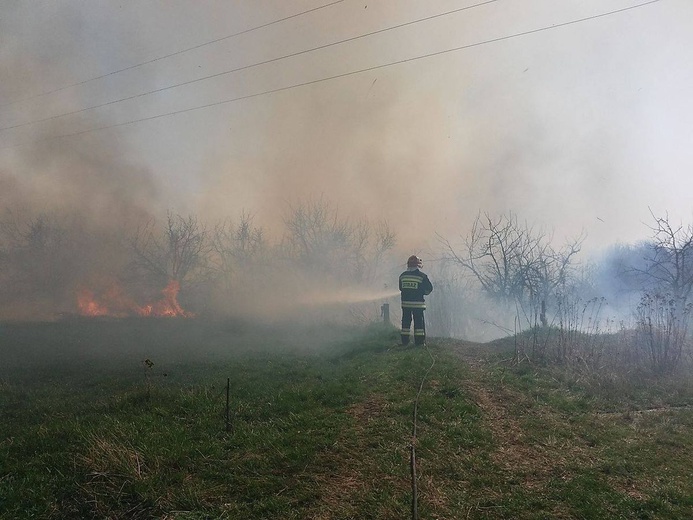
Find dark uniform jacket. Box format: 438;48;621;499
399;269;433;309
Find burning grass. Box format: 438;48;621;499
77;279;193;318
1;322;692;519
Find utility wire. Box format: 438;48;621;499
0;0;345;109
1;0;500;132
3;0;661;149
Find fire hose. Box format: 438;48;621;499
409;343;436;520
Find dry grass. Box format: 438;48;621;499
2;322;692;519
305;394;410;519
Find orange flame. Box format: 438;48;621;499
141;280;191;317
77;279;193;318
77;289;110;316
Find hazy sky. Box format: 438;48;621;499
2;0;692;255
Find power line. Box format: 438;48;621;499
0;0;344;109
3;0;661;149
1;0;500;133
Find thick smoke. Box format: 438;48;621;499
0;4;164;318
2;1;692;328
0;131;164;317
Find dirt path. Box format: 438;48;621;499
438;339;597;491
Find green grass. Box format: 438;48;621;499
1;319;692;519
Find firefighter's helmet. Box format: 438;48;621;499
407;255;423;269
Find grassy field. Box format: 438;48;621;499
1;319;692;519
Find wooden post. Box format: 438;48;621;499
381;303;390;325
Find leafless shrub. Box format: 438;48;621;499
552;295;612;368
634;293;692;375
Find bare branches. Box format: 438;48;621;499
210;212;266;285
440;211;584;325
642;209;693;301
282;197;395;283
130;212;208;284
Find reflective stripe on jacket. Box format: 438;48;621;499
399;269;433;309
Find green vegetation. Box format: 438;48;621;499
1;320;692;519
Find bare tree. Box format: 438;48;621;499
526;234;583;327
640;209;693;302
283;197;350;274
440;212;527;302
440;212;583;328
370;220;397;282
210;212;266;288
130;212;209;286
282;197;395;284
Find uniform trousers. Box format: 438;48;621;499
401;307;426;346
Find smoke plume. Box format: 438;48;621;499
2;1;692;326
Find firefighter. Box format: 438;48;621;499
399;255;433;346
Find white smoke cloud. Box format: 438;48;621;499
1;0;692;321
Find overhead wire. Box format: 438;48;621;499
2;0;662;150
0;0;501;133
0;0;345;109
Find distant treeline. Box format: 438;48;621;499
2;202;691;375
0;197;395;320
